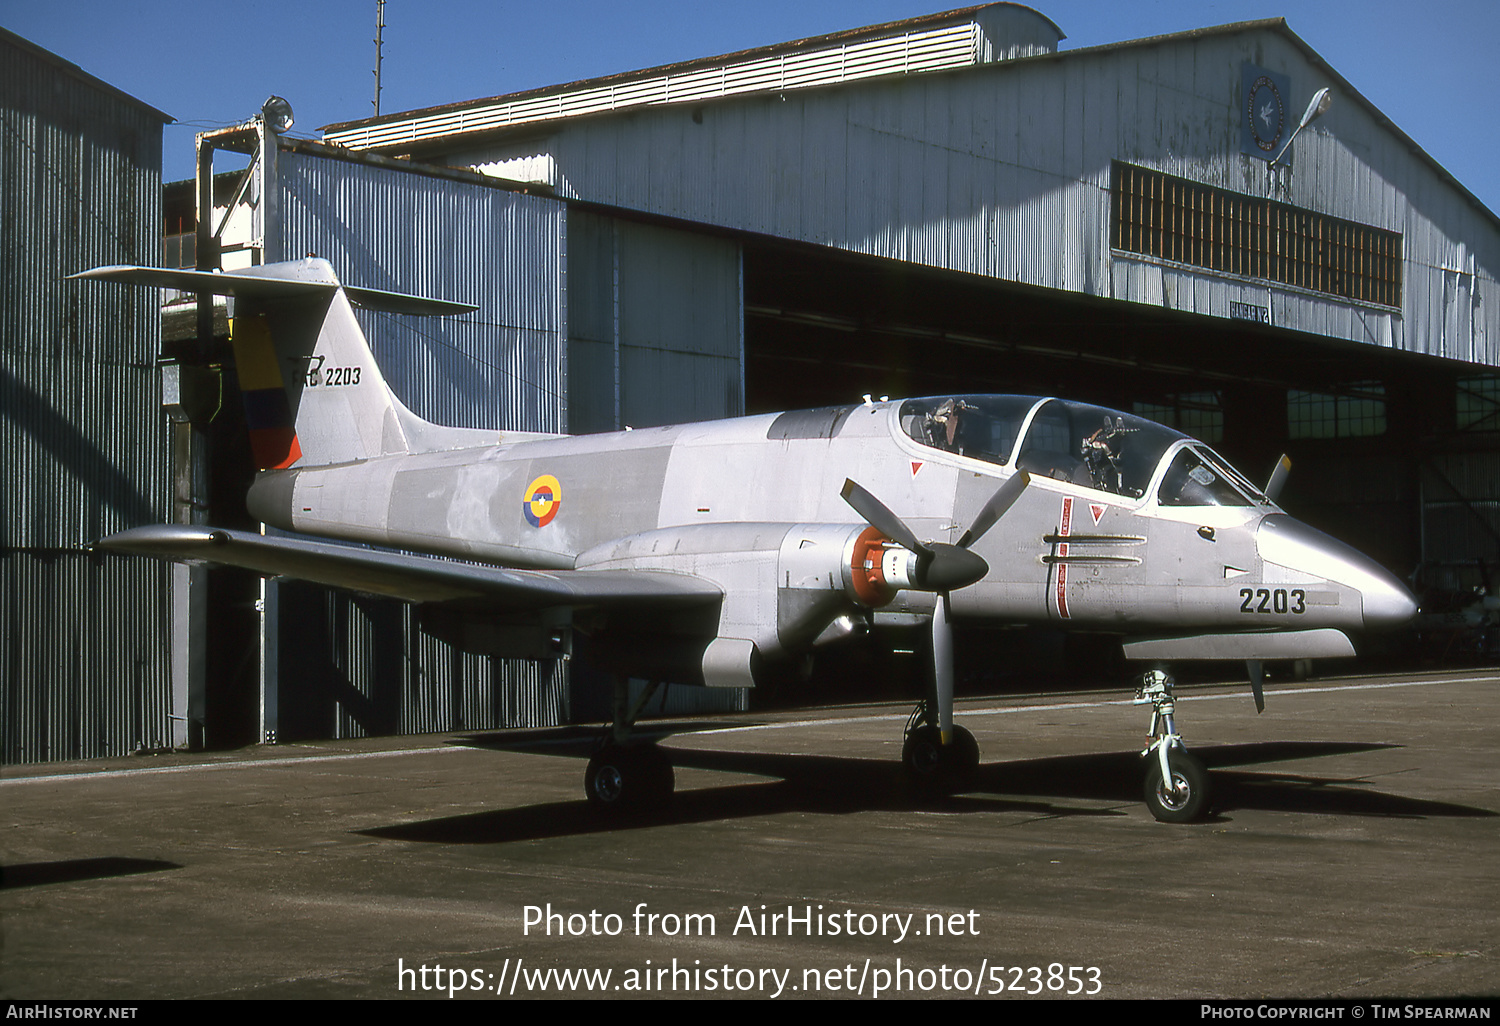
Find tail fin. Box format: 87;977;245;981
74;259;548;468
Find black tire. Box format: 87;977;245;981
584;744;674;812
902;725;979;790
1143;748;1211;823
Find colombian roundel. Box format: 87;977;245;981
522;474;562;528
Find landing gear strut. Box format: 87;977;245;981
1134;669;1212;822
585;678;675;812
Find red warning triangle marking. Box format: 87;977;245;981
1089;503;1106;525
911;461;923;477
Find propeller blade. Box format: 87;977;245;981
1265;455;1291;503
933;592;955;743
1247;659;1266;714
840;479;929;558
956;470;1030;549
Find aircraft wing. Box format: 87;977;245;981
99;525;722;611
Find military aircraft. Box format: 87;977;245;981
76;258;1418;822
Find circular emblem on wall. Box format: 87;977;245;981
522;474;561;527
1246;74;1285;152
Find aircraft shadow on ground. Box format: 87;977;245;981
358;735;1494;845
0;856;182;890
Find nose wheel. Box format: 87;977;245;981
1142;746;1209;822
1134;670;1213;822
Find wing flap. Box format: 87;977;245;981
100;525;721;610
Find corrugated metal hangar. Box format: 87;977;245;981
1;28;172;763
6;4;1500;761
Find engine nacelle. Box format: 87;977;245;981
775;524;927;652
839;526;920;607
577;521;928;669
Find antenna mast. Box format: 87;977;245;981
372;0;386;116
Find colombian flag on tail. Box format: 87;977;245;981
230;314;302;470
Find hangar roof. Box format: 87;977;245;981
320;6;1492;231
0;25;172;124
322;3;1064;149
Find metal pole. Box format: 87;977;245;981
171;135;220;749
373;0;386;116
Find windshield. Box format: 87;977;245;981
1016;400;1185;499
1158;446;1255;507
898;395;1260;507
899;396;1035;466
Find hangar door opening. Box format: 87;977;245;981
739;238;1454;611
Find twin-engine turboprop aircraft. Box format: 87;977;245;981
77;258;1417;822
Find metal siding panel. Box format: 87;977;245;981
772;99;804;240
275;152;565;434
274;586;570;740
1434;453;1500;500
1;548;173;764
616;220;741;427
2;56;166;548
1;35;173;763
620;347;737;429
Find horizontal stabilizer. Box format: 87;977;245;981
1121;628;1356;662
70;263;478;316
99;525;722;610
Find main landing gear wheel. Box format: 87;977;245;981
584;744;674;812
902;724;980;791
1143;749;1211;823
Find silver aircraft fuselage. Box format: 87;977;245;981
247;393;1415;662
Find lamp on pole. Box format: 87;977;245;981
1270;87;1333;168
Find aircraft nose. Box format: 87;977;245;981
1362;574;1421;628
1256;516;1418;630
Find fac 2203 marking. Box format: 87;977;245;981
1239;587;1306;615
307;366;362;387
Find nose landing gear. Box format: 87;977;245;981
1134;670;1212;822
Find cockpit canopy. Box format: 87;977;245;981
898;396;1265;508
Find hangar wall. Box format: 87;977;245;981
272;150;568;434
567;211;744;434
446;21;1496;369
1;29;173;762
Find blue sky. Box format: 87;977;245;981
4;0;1496;213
